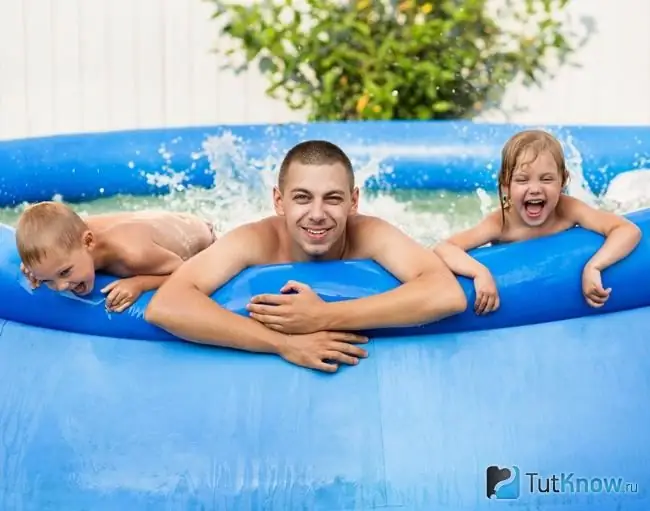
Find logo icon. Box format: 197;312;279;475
486;465;520;499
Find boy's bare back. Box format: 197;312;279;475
86;211;215;271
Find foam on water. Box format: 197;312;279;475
1;130;650;246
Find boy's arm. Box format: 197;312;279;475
321;217;468;331
100;242;186;312
432;213;502;279
563;196;642;271
115;241;186;292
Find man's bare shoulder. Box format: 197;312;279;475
209;216;285;263
227;216;282;243
346;214;387;231
345;214;402;257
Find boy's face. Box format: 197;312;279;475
28;242;96;296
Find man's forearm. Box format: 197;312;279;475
322;272;467;330
145;286;287;354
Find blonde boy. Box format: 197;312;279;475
16;201;216;312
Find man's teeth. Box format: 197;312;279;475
307;229;326;234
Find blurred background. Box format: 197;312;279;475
0;0;648;142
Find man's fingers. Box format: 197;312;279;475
249;312;285;325
330;332;369;344
246;303;286;315
281;280;310;294
323;351;359;366
313;361;339;373
250;294;291;305
328;341;368;359
263;323;286;332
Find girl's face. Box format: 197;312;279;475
507;149;564;227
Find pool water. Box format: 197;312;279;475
0;188;492;246
1;183;649;248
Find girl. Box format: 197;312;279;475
433;129;642;315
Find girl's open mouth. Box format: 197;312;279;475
524;199;545;217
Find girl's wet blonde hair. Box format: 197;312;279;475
498;129;570;221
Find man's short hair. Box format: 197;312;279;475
16;201;88;266
278;140;355;191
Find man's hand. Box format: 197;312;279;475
279;331;369;373
20;263;40;289
247;280;327;334
102;277;146;312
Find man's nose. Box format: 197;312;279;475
309;201;326;221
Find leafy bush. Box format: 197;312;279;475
208;0;584;121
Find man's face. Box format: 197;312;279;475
273;161;359;259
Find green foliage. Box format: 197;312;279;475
208;0;582;121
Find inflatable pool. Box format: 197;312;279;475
0;121;649;510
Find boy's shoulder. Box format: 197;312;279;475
98;223;157;267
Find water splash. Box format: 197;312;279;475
133;132;472;245
558;131;650;212
561;133;600;206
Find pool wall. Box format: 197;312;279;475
1;120;650;206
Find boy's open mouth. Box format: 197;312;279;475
73;282;87;295
524;199;546;217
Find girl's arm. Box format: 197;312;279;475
561;195;642;271
432;212;503;279
432;212;504;315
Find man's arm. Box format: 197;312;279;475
144;223;369;371
322;217;468;331
144;223;289;354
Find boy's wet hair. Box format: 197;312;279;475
278;140;355;191
16;201;88;267
498;129;570;219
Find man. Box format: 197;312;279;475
145;140;467;372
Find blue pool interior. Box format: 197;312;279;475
0;121;649;510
